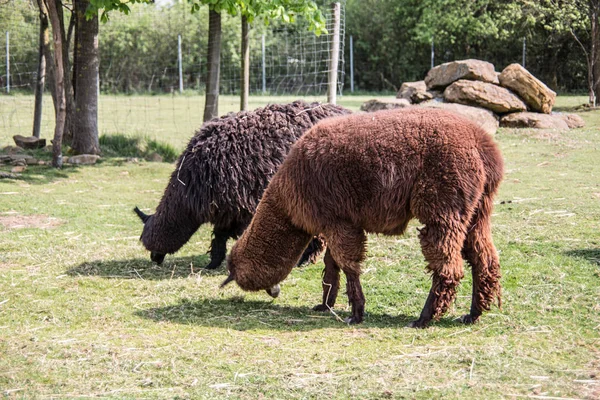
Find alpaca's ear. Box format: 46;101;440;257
134;206;150;223
220;273;235;288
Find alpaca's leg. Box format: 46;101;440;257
313;248;340;312
297;235;326;266
409;221;467;328
205;229;229;269
325;227;367;324
461;201;501;324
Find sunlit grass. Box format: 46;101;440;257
0;95;598;398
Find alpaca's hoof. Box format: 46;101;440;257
204;261;221;270
312;304;330;312
344;316;363;325
460;314;480;324
407;319;429;329
266;284;280;298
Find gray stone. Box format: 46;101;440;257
396;81;441;103
555;113;585;129
444;80;527;114
360;98;411;112
67;154;100;165
418;100;499;135
425;59;498;89
500;112;570;130
13;135;47;149
3;146;25;155
146;152;163;163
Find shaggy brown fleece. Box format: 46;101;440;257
134;101;350;268
226;107;504;327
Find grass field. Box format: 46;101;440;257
0;95;599;398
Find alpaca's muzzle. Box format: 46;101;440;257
266;284;280;298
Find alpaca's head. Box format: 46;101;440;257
134;207;166;265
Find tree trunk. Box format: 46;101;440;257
71;0;100;154
45;0;66;168
60;3;76;144
203;9;221;122
240;15;250;111
591;0;600;106
33;1;50;138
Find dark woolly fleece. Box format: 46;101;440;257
226;108;504;328
136;101;350;268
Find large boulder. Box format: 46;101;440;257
555;113;585;129
425;59;498;89
419;100;499;135
498;64;556;114
396;81;440;103
500;112;569;130
13;135;46;149
444;80;527;114
360;98;411;112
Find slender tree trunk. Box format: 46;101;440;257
203;9;221;122
45;0;66;168
240;15;250;111
71;0;100;154
50;0;75;145
33;1;50;138
591;0;600;106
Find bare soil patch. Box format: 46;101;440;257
0;214;63;229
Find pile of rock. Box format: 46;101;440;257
361;59;585;135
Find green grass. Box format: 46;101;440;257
0;95;599;399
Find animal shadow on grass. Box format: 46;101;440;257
66;255;225;280
564;248;600;266
134;297;463;331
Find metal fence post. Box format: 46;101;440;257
6;31;9;93
431;37;435;69
349;35;354;93
262;34;266;94
522;37;526;68
178;34;183;93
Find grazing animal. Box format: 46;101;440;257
223;108;504;327
135;101;350;268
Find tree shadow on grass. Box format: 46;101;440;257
66;255;226;280
134;297;463;331
564;248;600;266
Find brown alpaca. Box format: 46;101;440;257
224;108;504;327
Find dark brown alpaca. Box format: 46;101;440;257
224;108;504;327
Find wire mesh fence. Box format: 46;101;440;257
0;0;346;148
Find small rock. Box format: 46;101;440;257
67;154;100;165
11;165;26;173
126;157;139;163
11;159;27;167
500;112;570;130
37;160;46;166
0;171;21;179
360;98;411;112
13;135;47;149
146;152;164;163
3;146;25;155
